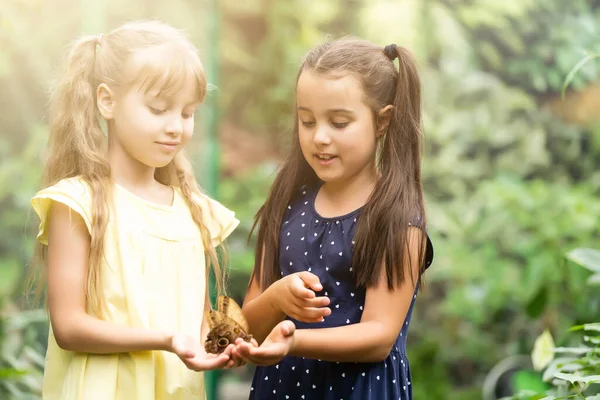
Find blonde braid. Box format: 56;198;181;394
171;153;227;295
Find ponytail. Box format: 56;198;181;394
354;43;428;289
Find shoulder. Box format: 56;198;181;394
32;176;93;210
189;190;233;219
31;176;93;245
406;215;434;270
41;176;91;197
187;190;240;246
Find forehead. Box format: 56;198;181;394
141;76;200;106
121;45;205;104
296;69;365;110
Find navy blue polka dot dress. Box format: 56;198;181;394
249;184;434;400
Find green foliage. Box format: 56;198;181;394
218;0;359;138
359;1;599;397
218;164;277;299
567;248;600;286
506;319;600;399
562;53;600;99
442;0;600;95
0;305;47;400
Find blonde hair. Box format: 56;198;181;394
30;20;225;316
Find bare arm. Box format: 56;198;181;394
47;202;174;353
240;227;425;363
287;227;424;362
242;245;331;344
241;276;287;344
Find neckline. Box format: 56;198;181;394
310;183;364;222
114;183;177;211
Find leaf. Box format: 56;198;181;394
552;346;592;355
584;336;600;345
532;330;555;371
0;368;27;379
561;52;600;99
526;286;548;318
512;370;551;393
569;323;600;333
553;372;600;384
566;248;600;272
588;273;600;286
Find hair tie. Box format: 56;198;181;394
384;44;397;61
96;33;104;46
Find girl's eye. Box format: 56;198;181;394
301;121;315;128
149;106;166;115
182;112;195;119
332;122;349;129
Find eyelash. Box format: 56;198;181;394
301;121;349;129
149;106;195;119
332;122;349;129
149;106;165;115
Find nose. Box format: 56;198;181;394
165;114;183;137
313;124;332;146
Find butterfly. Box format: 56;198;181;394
204;295;253;354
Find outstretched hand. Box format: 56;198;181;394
233;320;296;366
171;333;233;371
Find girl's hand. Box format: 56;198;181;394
224;338;258;369
234;321;295;366
170;333;233;371
270;272;331;323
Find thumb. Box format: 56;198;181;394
278;320;296;337
181;348;195;358
297;271;322;292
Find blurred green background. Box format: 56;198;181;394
1;0;600;399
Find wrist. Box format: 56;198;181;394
287;327;299;357
161;332;175;352
265;280;283;314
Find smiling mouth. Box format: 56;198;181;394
315;154;337;160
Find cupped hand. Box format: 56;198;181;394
171;333;233;371
234;320;296;366
270;272;331;323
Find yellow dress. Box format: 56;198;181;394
31;176;239;400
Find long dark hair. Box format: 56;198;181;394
251;38;428;291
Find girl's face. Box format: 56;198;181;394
296;69;379;186
98;47;201;171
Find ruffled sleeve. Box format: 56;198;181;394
31;177;93;245
192;192;239;246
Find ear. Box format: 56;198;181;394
96;83;116;120
376;105;393;137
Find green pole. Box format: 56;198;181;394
204;0;221;198
418;0;431;63
203;0;221;398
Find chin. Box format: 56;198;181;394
314;171;342;183
151;157;176;169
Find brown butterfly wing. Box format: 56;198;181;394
217;295;249;332
204;296;252;354
205;307;226;330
